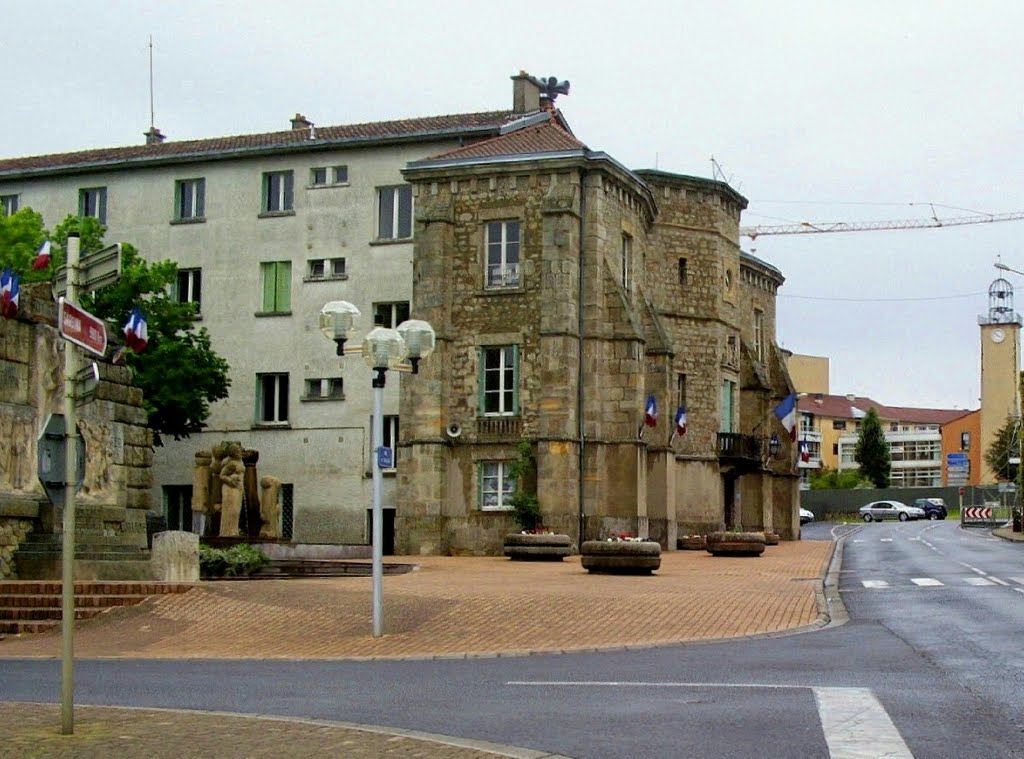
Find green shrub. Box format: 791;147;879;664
199;543;268;578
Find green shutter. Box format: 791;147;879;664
477;347;485;416
511;345;520;415
261;263;275;311
260;174;268;213
276;263;291;311
173;181;181;220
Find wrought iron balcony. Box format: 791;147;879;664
716;433;763;466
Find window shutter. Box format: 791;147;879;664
276;263;291;311
398;185;412;238
99;190;107;224
261;175;269;212
284;172;294;210
261;263;275;310
512;345;520;414
476;347;485;416
196;179;205;217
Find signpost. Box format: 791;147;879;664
36;413;85;508
55;234;122;735
946;452;969;486
58;298;107;356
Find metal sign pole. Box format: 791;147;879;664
60;233;81;734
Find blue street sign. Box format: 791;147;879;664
377;446;394;469
946;453;968;462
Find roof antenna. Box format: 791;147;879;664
148;35;155;131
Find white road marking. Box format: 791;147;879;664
989;577;1010;586
1015;588;1024;596
963;577;995;586
861;580;890;588
814;687;913;758
911;578;943;586
880;538;893;543
507;681;913;758
1010;577;1024;586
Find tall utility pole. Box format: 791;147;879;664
60;233;81;734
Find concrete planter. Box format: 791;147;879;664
764;531;780;546
503;533;572;561
706;531;766;557
580;540;661;574
677;535;707;551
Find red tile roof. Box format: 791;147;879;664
798;393;974;424
428;114;588;161
0;111;526;176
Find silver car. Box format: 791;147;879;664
859;500;926;522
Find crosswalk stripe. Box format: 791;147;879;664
911;578;943;586
963;577;995;586
861;580;890;588
1009;577;1024;586
814;687;913;758
879;538;893;543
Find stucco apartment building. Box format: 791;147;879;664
0;72;801;552
787;356;979;488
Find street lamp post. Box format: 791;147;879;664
319;302;435;637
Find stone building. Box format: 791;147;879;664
0;72;799;554
398;113;798;555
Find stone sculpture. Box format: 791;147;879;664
217;442;245;537
259;475;283;538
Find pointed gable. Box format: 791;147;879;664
430;115;588;162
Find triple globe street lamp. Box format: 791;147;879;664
319;300;436;637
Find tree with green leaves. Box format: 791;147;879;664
808;466;869;490
854;407;891;488
1;211;230;446
984;415;1019;483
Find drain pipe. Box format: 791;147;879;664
576;169;588;548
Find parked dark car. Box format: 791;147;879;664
912;497;948;520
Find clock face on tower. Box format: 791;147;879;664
991;328;1006;343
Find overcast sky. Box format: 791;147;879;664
6;1;1023;410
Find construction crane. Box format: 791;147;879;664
740;209;1024;240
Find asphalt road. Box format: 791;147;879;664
3;522;1022;758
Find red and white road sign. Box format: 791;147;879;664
962;507;993;521
58;297;107;356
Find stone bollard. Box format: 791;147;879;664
151;531;200;582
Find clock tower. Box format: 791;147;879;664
980;277;1022;483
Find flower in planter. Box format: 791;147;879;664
521;528;555;535
606;533;647;542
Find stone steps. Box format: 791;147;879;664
0;581;193;637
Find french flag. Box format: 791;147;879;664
644;394;658;428
123;307;149;352
31;240;51;270
674;406;687;437
773;393;798;441
799;440;811;463
0;267;19;320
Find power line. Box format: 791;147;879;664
779;291;986;303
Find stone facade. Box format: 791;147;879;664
0;283;154;579
399;133;799;555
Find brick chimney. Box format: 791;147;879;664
290;113;313;130
144;126;166;145
511;71;540;113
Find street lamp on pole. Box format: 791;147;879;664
319;301;435;637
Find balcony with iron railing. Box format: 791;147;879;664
716;433;763;471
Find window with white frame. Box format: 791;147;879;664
720;379;735;433
621;233;632;290
485;220;520;288
677;373;687;410
480;345;518;416
257;373;289;424
373;301;410;328
174;178;205;220
310;165;348;186
753;309;765;361
0;194;18;216
163;485;194;532
800;413;814;433
262;171;294;213
303;377;344;400
260;261;291;313
479;460;516;510
175;268;202;315
307;257;346;279
376;185;413;240
79;187;107;224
